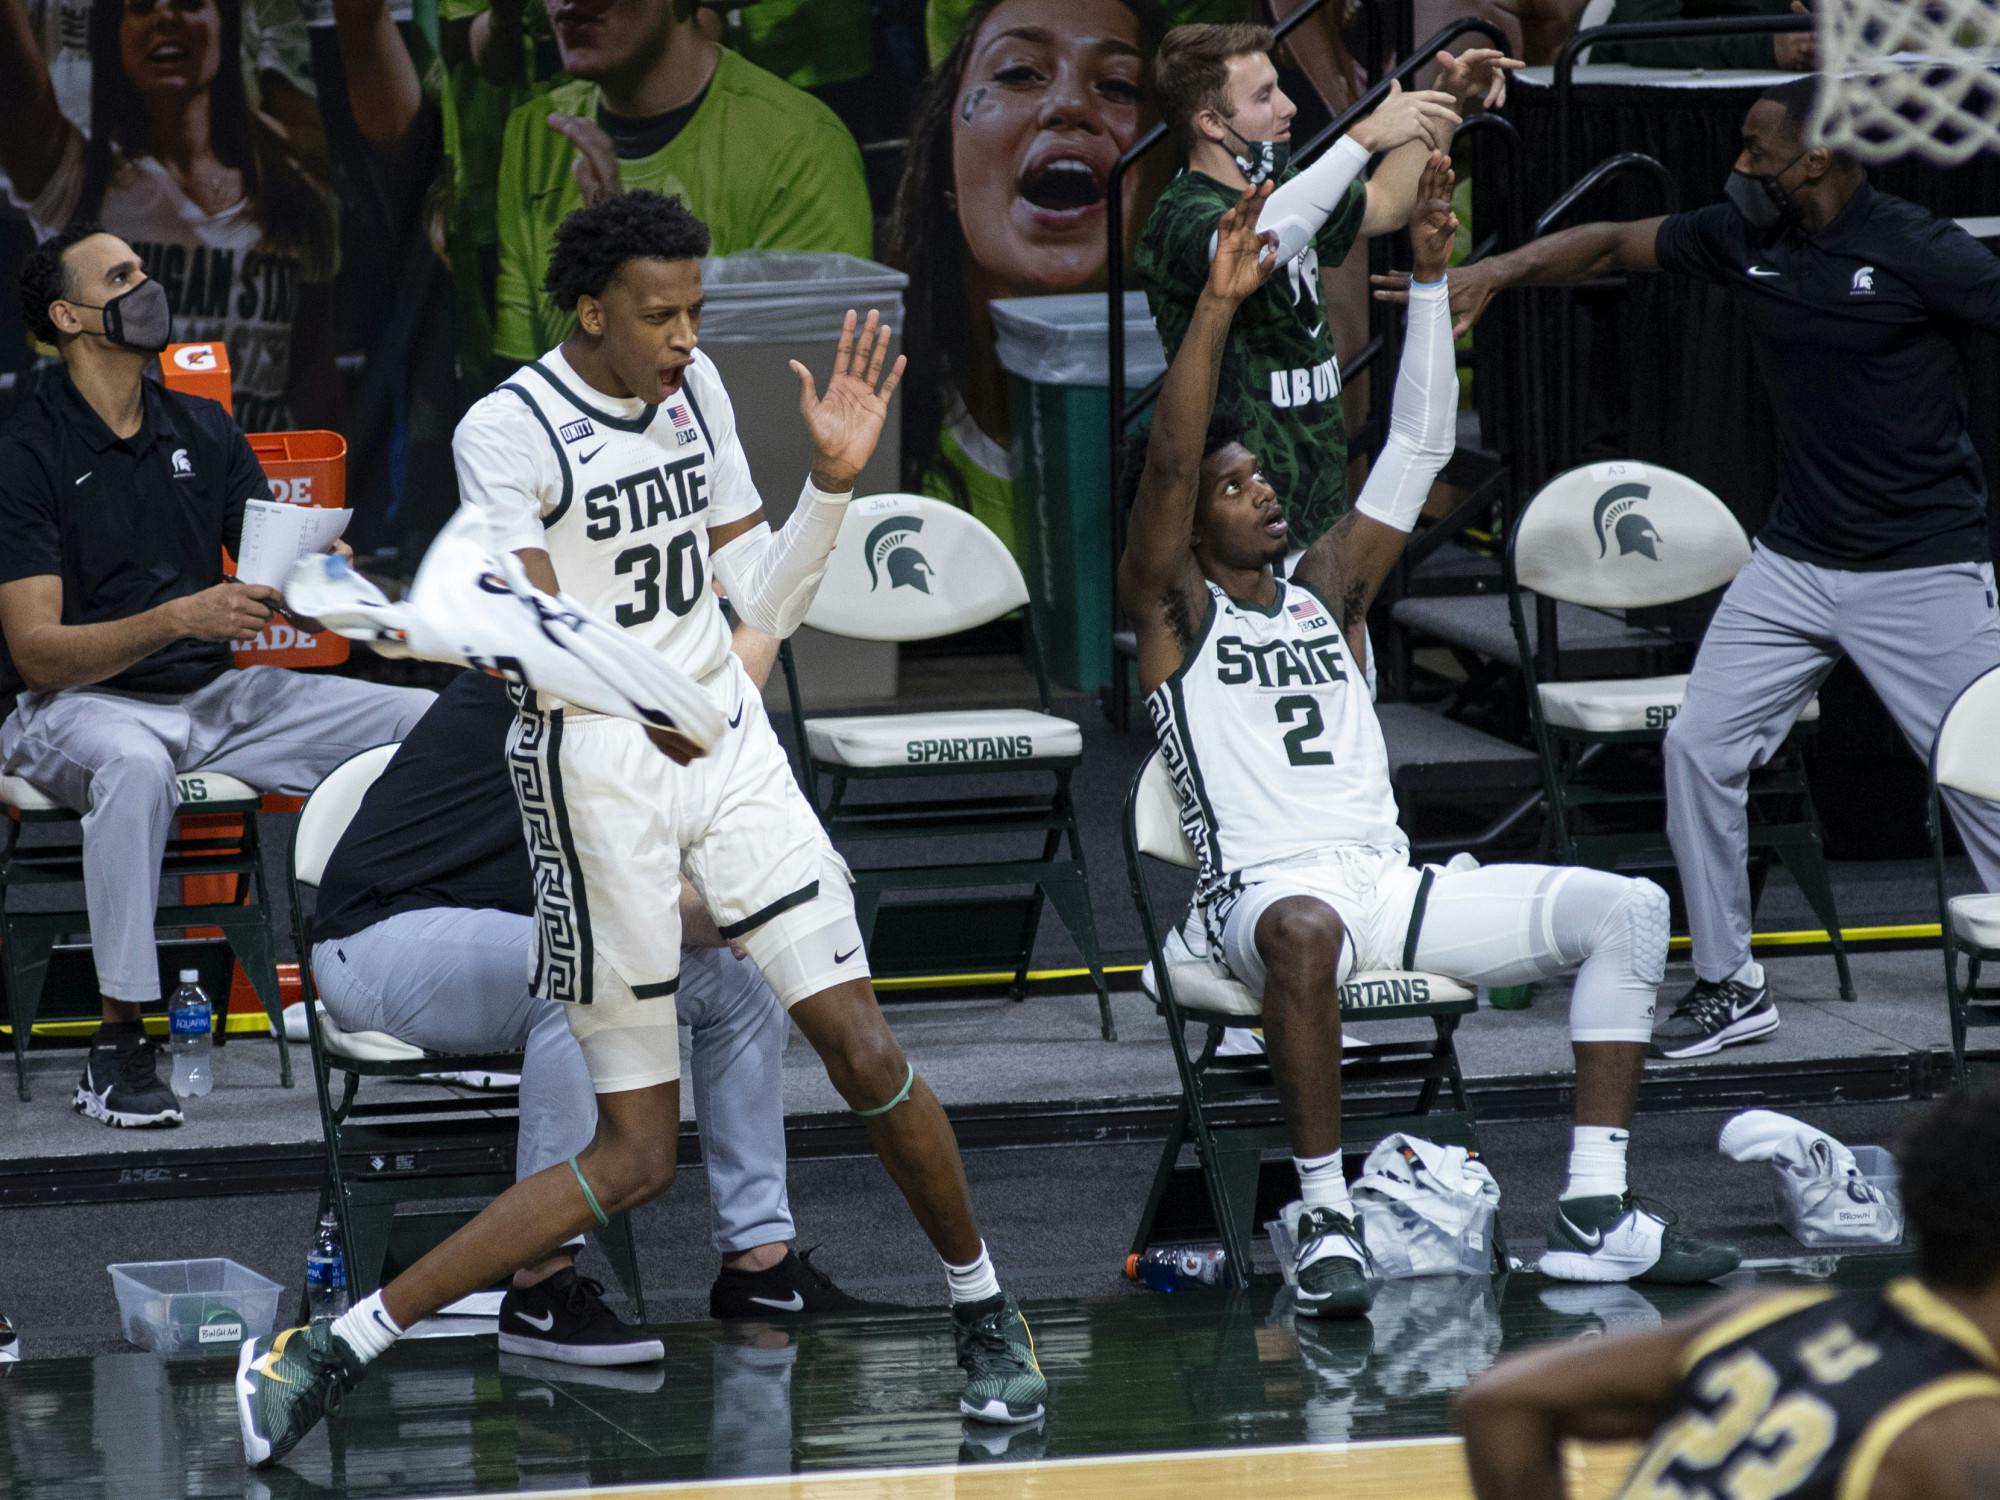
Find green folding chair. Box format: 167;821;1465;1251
1122;748;1492;1288
288;744;643;1313
778;493;1112;1039
1929;663;2000;1086
1;767;288;1100
1507;460;1855;1001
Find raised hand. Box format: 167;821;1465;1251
1410;153;1458;284
1434;46;1525;112
547;112;620;208
1205;182;1278;305
1371;263;1494;339
1349;79;1461;155
791;309;907;493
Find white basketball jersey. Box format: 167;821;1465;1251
1148;578;1404;902
452;346;763;687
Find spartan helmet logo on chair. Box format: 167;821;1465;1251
1593;482;1662;560
865;516;935;594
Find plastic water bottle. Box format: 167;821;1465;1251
167;970;214;1099
306;1212;349;1322
1125;1245;1227;1292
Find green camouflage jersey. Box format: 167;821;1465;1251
1136;166;1367;544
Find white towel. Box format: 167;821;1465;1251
1353;1133;1501;1278
1718;1109;1902;1246
1718;1108;1859;1178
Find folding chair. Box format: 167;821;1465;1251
1508;460;1855;1000
1929;664;2000;1086
1;768;288;1100
1122;749;1490;1289
288;745;643;1313
778;493;1112;1039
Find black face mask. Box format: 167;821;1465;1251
1724;151;1806;233
69;278;173;353
1221;123;1291;186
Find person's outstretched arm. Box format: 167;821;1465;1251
1293;153;1460;659
1373;214;1666;337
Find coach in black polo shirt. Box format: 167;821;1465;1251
1402;77;2000;1058
0;225;431;1130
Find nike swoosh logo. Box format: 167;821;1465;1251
516;1309;556;1331
578;444;606;464
1747;266;1781;278
74;472;92;485
728;703;744;728
1560;1214;1605;1251
1307;322;1325;338
748;1292;805;1312
834;945;860;965
252;1326;301;1384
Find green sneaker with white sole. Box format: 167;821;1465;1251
1539;1192;1741;1285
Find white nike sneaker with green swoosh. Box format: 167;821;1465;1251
1539;1193;1742;1284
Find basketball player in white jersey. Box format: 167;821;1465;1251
1120;160;1741;1319
238;192;1044;1470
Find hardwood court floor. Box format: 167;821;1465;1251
0;1253;1910;1500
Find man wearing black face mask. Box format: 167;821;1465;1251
0;225;432;1130
1379;76;2000;1060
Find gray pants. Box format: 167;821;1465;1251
0;666;432;1003
1665;546;2000;981
312;908;793;1253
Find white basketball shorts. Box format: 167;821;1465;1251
1207;843;1428;1001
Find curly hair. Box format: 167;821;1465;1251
18;222;108;344
1901;1084;2000;1291
1118;402;1245;513
544;191;712;311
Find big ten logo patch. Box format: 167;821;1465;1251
268;475;315;505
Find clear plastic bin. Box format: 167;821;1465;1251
1773;1144;1904;1248
108;1258;282;1355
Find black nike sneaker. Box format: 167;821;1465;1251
954;1292;1047;1424
74;1036;182;1128
497;1268;663;1366
709;1247;879;1319
1651;974;1778;1059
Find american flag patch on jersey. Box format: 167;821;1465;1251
669;403;691;428
1288;598;1319;620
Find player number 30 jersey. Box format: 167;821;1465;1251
451;346;763;689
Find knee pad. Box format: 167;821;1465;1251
1555;870;1667;1044
737;866;871;1008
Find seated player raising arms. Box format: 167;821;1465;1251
1118;159;1740;1319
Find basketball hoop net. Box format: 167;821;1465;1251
1811;0;2000;164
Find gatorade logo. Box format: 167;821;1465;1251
231;623;319;654
268;475;315;505
172;344;219;371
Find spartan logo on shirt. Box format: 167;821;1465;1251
1852;265;1876;295
865;517;934;593
1594;483;1662;560
171;448;194;477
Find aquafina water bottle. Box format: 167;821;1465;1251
166;969;213;1099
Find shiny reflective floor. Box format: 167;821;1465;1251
0;1254;1910;1500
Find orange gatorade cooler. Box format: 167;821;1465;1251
232;431;351;669
158;342;232;411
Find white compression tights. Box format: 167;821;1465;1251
1407;864;1666;1045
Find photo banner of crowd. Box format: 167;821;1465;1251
0;0;1402;577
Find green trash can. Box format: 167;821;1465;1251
991;293;1166;694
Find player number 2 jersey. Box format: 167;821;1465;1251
1618;1278;2000;1500
1147;578;1404;904
452;346;762;690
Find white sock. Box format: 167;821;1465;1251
943;1242;1002;1306
1563;1125;1630;1201
329;1290;403;1364
1729;959;1764;988
1295;1151;1354;1218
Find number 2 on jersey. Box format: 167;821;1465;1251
614;532;704;626
1275;694;1335;767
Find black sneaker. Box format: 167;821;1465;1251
74;1037;182;1127
497;1269;664;1367
709;1247;879;1319
1651;974;1777;1059
0;1312;17;1367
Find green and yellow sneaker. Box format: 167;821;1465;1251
236;1322;366;1467
953;1292;1047;1425
1539;1192;1742;1286
1288;1201;1375;1319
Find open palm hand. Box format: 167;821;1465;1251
1206;182;1278;305
792;309;906;493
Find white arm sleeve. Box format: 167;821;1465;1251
1207;136;1371;269
708;478;852;639
451;390;557;556
1353;277;1457;533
